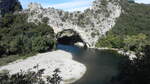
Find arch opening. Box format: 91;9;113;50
56;29;86;47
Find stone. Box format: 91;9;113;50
28;2;42;11
27;0;122;47
74;42;85;48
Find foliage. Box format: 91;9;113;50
96;34;124;48
0;13;56;58
11;1;22;12
96;2;150;52
0;53;36;66
0;0;22;17
47;68;62;84
32;36;55;53
0;67;62;84
123;33;147;52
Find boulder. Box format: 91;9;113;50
74;42;85;48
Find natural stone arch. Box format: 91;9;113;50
27;0;122;47
56;29;87;47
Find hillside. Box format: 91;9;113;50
0;0;56;65
96;2;150;52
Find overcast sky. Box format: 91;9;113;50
19;0;150;12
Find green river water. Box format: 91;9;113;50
57;44;124;84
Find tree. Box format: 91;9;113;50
96;34;123;48
11;1;22;12
32;36;55;52
47;68;62;84
0;13;56;58
96;3;150;52
123;33;147;52
1;13;14;27
0;45;5;57
0;68;62;84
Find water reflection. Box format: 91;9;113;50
57;44;123;84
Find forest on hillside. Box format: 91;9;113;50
96;2;150;53
0;13;56;65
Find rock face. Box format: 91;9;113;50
0;0;22;17
27;0;122;47
56;29;85;45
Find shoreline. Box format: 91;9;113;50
89;47;137;60
0;50;87;84
0;46;137;84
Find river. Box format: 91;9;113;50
57;44;124;84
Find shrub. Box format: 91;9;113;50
96;2;150;52
0;13;56;57
0;68;62;84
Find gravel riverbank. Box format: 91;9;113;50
0;50;87;84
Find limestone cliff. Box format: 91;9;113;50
27;0;122;47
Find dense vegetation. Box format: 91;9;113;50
0;13;56;64
10;0;22;13
0;67;62;84
0;0;22;17
96;2;150;52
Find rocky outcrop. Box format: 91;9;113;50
0;0;22;17
27;0;122;47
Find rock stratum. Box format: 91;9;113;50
26;0;122;47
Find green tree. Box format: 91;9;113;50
0;13;56;58
1;13;14;27
123;33;147;52
96;34;123;48
0;45;5;57
32;36;55;52
96;2;150;52
11;1;22;12
0;68;62;84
